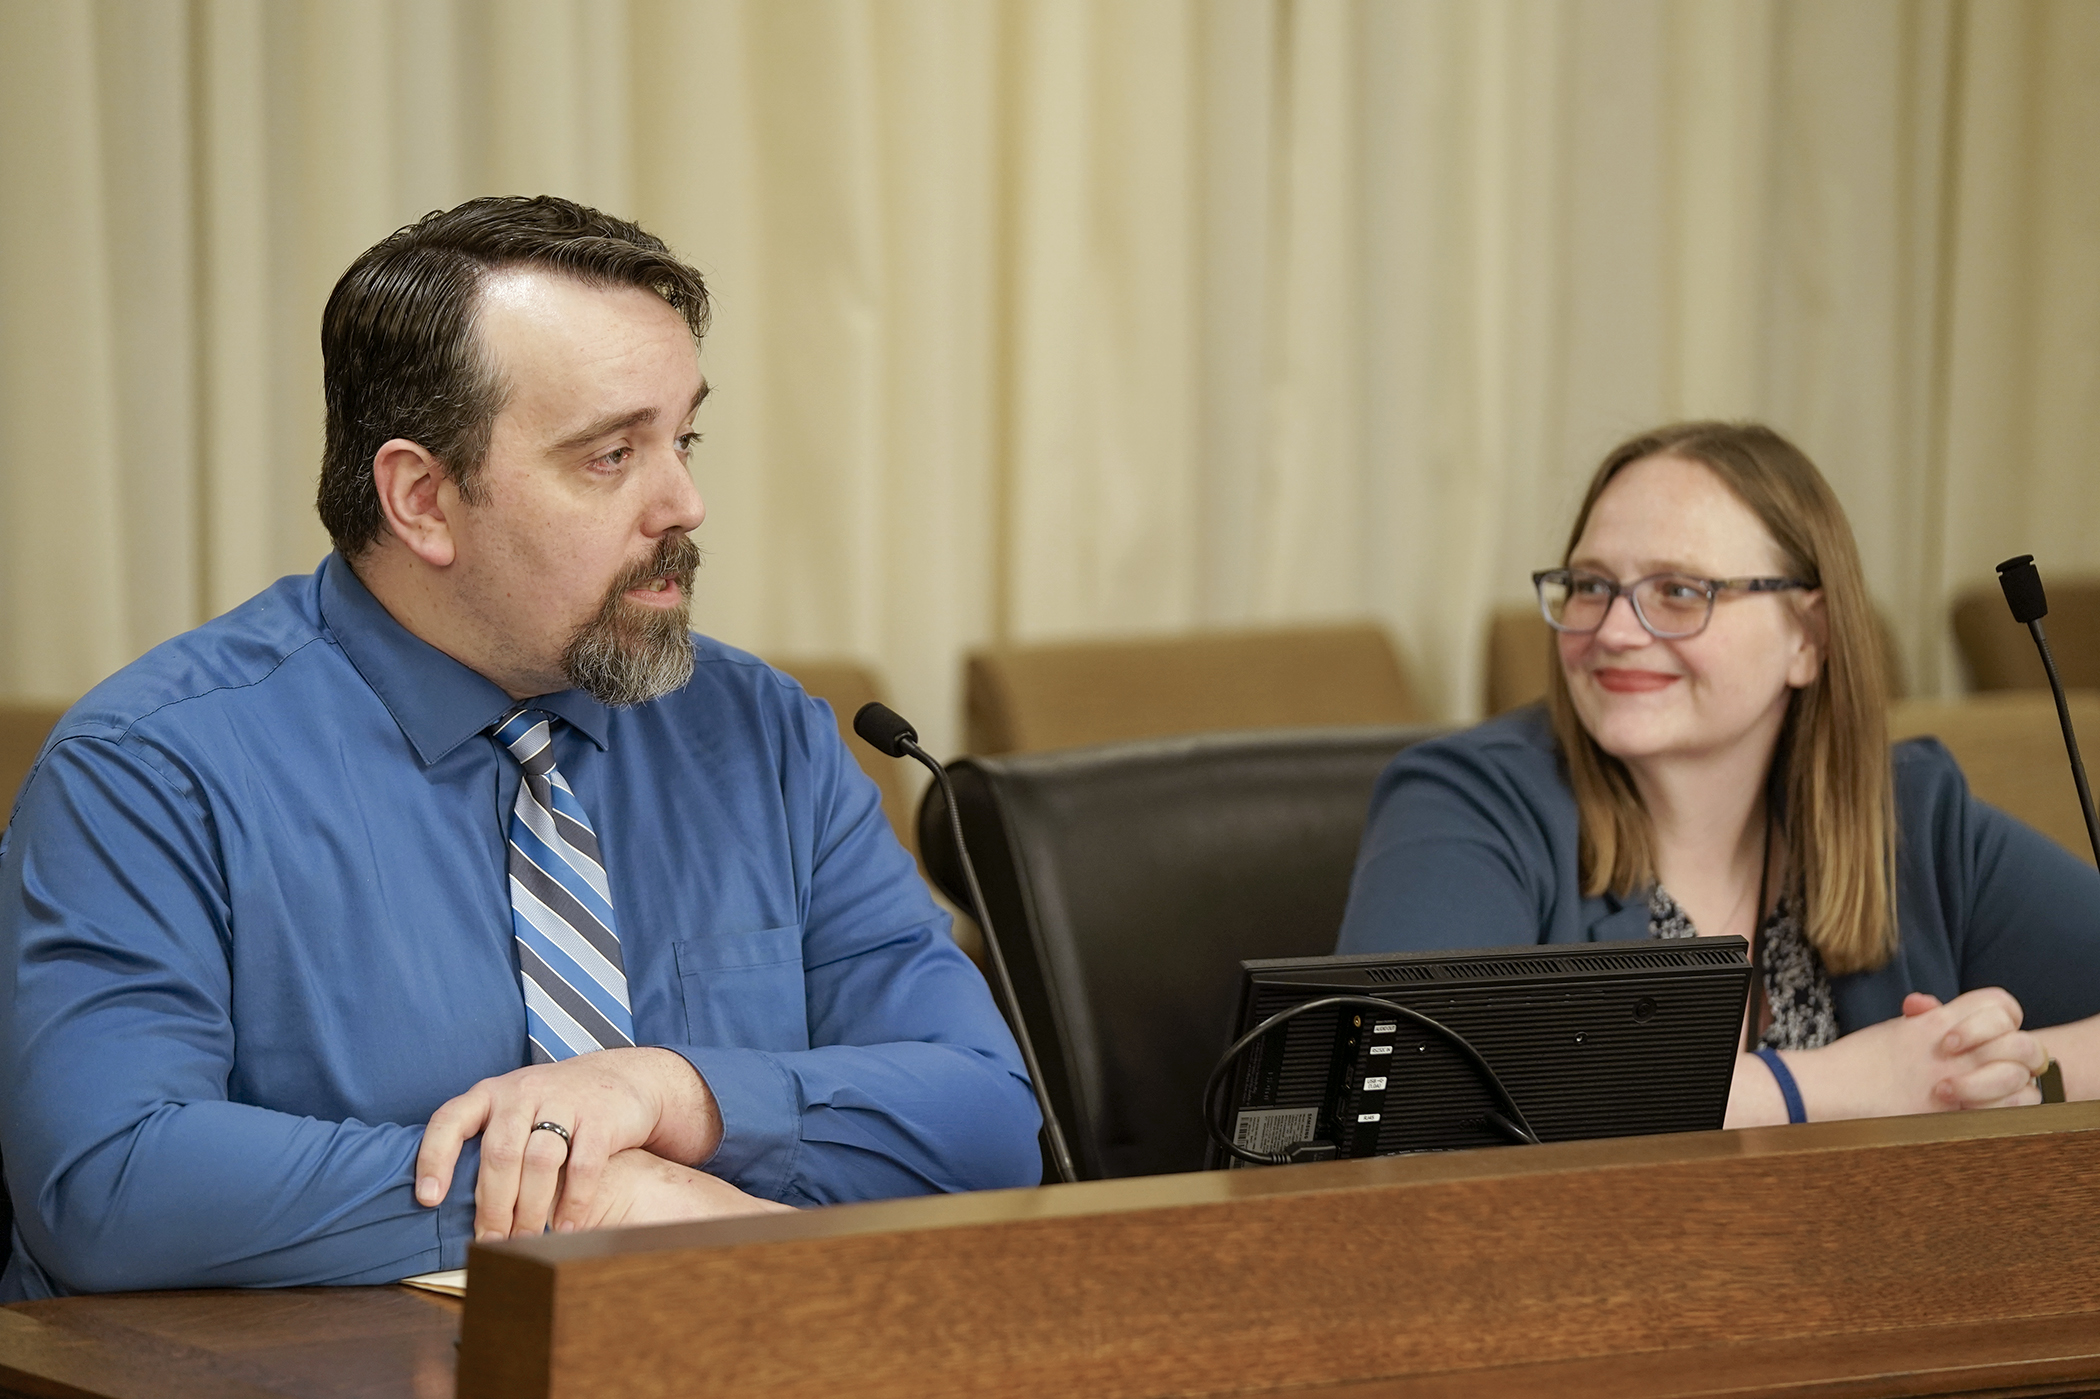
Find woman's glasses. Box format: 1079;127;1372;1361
1533;568;1815;640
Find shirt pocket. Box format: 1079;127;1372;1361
672;924;810;1052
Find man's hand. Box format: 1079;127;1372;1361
565;1148;798;1232
1789;987;2047;1119
414;1047;722;1240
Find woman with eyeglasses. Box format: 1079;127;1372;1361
1338;421;2100;1124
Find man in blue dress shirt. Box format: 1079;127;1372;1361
0;196;1040;1300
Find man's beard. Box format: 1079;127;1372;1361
560;534;701;706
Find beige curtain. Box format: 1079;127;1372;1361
3;0;2097;756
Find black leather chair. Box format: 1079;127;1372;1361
919;724;1447;1180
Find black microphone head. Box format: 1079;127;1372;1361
852;701;919;758
1997;555;2049;624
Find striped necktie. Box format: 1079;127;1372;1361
492;710;636;1062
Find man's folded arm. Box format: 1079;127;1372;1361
670;696;1043;1205
674;996;1044;1206
1;737;479;1295
16;1104;480;1294
661;881;1046;1202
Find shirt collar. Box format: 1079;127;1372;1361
318;553;611;765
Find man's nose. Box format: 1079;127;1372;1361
648;450;706;535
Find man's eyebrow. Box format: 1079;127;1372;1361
549;385;708;455
551;406;656;455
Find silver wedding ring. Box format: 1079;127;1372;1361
530;1120;572;1146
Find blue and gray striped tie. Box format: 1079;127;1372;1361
493;710;636;1062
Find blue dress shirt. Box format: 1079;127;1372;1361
0;556;1039;1300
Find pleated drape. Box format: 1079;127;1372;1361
3;0;2097;754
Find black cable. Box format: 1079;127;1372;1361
1204;994;1540;1167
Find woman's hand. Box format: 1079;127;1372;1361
1900;991;2052;1108
1733;987;2047;1125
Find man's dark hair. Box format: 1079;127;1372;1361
316;195;711;557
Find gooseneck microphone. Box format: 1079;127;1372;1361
1996;555;2100;866
852;702;1080;1185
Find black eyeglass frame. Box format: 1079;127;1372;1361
1532;568;1817;641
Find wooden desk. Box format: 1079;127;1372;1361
0;1286;459;1399
6;1105;2100;1399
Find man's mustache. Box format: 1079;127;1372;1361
606;533;701;600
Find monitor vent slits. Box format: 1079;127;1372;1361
1435;946;1744;980
1364;963;1437;983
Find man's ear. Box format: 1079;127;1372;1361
372;439;456;567
1787;590;1827;688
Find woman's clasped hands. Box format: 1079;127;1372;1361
1771;987;2049;1122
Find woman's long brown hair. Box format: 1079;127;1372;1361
1545;422;1896;975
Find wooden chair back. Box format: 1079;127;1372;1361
768;659;908;848
964;623;1420;756
1889;690;2100;864
1;702;68;829
1953;576;2100;691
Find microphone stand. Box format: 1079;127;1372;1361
852;703;1080;1185
1996;555;2100;867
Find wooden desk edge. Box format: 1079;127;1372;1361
8;1296;2100;1399
455;1104;2100;1399
0;1304;297;1399
1;1286;463;1399
474;1101;2100;1269
1262;1311;2100;1399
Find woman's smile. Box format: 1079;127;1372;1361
1593;667;1680;693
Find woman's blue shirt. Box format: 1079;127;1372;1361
1336;705;2100;1032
